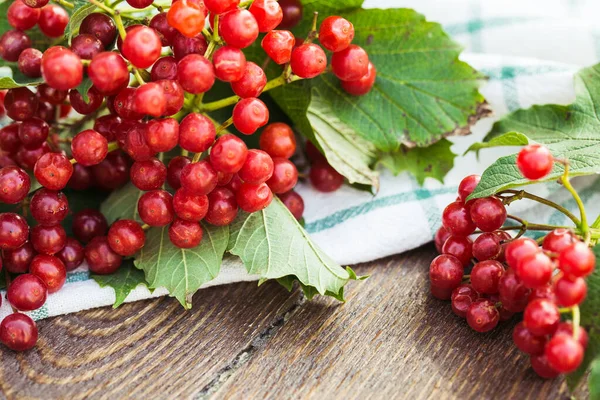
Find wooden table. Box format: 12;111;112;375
0;244;588;399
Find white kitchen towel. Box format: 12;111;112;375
1;0;600;320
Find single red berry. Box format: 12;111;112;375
441;235;472;267
212;46;247;82
41;47;83;90
122;26;162;68
513;321;547;355
530;354;560;379
33;152;73;191
457;174;481;203
72;209;108;243
238;150;274;184
524;298;560;336
37;84;67;105
466;298;499;332
469;197;506;232
3;242;35;273
168;219;203;248
4;87;38;121
266;158;298;194
30;189;69;226
556;322;589;349
261;30;295;64
177;54;215;94
0;313;38;352
70;34;103;61
528;284;556;304
0;124;22;154
331;44;369;81
15;143;50;170
278;0;302;29
173;189;208;221
88;52;130;95
291;43;327;78
180;160;218;196
231;62;267;98
249;0;283;32
18;117;49;149
8;0;41;30
167;0;206;38
179;113;215;153
31;224;66;255
220;9;259;48
209;134;248;174
108;219;145;256
434;226;451;254
542;228;576;253
545;334;584;374
138;190;175;226
554;276;587;307
430;284;454;300
497;268;530;312
157;79;185;116
259;123;296;159
151;56;178;81
18;48;42;78
204;0;238;15
341;61;377;96
278;190;304;220
0;213;29;250
69;86;104;115
505;237;539;269
167;156;191;190
57;237;85;271
471;260;504;294
319;16;354;52
35;101;56;123
71;129;108;166
172;31;208;60
130;158;167;191
429;254;463;290
472;232;502;261
85;236;122;275
133;82;167;117
517;144;554;180
232;98;269;135
0;29;31;62
145;118;179;153
516;252;554;289
450;284;479;318
7;274;47;311
441;201;476;237
205;187;238;226
309;161;343;193
80;13;117;48
91;151;130;190
236;182;273;212
113;87;144;121
558;242;595;279
124;123;156;162
38;4;69;37
29;254;66;293
126;0;153;9
0;166;30;204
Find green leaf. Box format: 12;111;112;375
472;63;600;199
228;197;360;300
0;71;44;89
590;360;600;400
100;182;144;225
134;223;229;309
75;77;94;103
91;259;149;308
65;2;96;44
464;131;530;155
378;139;456;185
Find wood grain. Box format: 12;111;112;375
0;245;588;399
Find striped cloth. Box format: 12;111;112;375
2;0;600;320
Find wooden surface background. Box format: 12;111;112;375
0;244;588;399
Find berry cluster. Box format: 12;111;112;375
0;0;375;352
431;144;595;378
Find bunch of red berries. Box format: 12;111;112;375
0;0;376;352
431;144;595;379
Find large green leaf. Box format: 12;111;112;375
228;197;360;300
100;182;144;224
92;259;150;308
134;223;229;309
471;64;600;199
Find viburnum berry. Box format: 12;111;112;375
505;237;539;269
70;34;103;61
210;134;248;174
236;182;273;212
341;61;377;96
319;16;354;52
7;274;47;311
18;48;42;78
259;123;296;159
79;13;117;48
262;30;295;64
180;160;218;196
0;213;29;250
331;45;369;81
434;226;451;254
30;188;69;226
88;52;130;95
57;237;85;271
133;82;167;117
68;163;93;191
517;251;555;290
517;144;554;180
249;0;283;32
72;209;108;243
0;124;21;154
169;219;203;248
450;284;479;318
172;31;208;60
530;354;560;379
542;228;576;253
429;254;463;291
466;298;499;332
498;268;530;312
37;84;67;105
232;98;270;135
0;313;38;352
157;79;185;115
545;334;584;374
122;26;162;69
278;0;302;29
85;236;122;275
167;0;206;38
19;117;49;149
0;29;32;62
220;9;259;49
150;13;177;47
457;174;481;203
0;166;30;204
38;4;69;38
8;0;41;30
470;260;504;294
204;0;238;15
91;151;130;190
41;47;83;91
472;232;502;261
167;156;191;190
124;123;156;162
213;46;247;82
107;219;146;256
469;196;506;232
173;189;208;221
554;276;587;307
291;43;327;78
556;322;589;349
238;150;274;184
267;158;298;194
31;224;66;255
441;235;472;266
71;129;108;166
4;87;38;121
145;118;180;154
33;152;73;190
278;190;304;220
512;321;547;355
29;254;67;293
138;190;175;227
441;201;476;237
4;242;34;274
430;285;454;300
126;0;153;9
309;160;343;193
69;86;104;115
558;241;595;279
179;113;216;153
523;298;560;336
114;87;144;121
231;62;267;98
177;54;215;94
205;187;238;226
151;56;178;81
130;158;167;191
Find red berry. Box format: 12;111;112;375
472;232;502;261
126;0;153;9
441;235;472;266
278;0;302;29
30;189;68;226
145;118;180;153
341;61;377;96
88;52;130;95
138;190;175;226
545;333;584;373
517;144;554;180
530;354;560;379
529;284;557;304
124;123;156;162
542;228;576;253
319;16;354;52
516;252;554;289
3;243;34;274
29;254;66;293
71;129;108;166
466;298;499;332
41;47;83;90
430;284;454;300
513;321;547;355
558;242;595;279
205;187;238;226
331;44;369;81
122;26;162;68
168;219;203;248
231;62;267;98
441;201;476;237
238;150;274;184
278;190;304;220
0;313;38;352
80;13;116;48
130;158;167;191
232;98;269;135
57;237;84;271
173;189;208;221
72;209;108;243
85;236;122;275
554;276;587;307
266;157;298;194
450;284;479;318
213;46;247;82
309;161;343;193
259;123;296;159
114;87;144;120
179;113;215;153
31;223;66;255
220;9;259;48
172;31;208;60
151;56;178;81
0;166;30;204
556;322;589;349
7;274;47;311
236;182;273;212
133;82;167;117
249;0;283;32
166;155;191;189
177;54;215;94
429;254;463;290
8;0;41;30
108;219;145;256
19;117;49;149
0;29;31;62
91;151;130;190
262;30;295;64
0;124;22;154
505;237;539;269
458;174;481;203
70;34;103;61
204;0;238;15
524;298;560;336
180;160;218;196
498;268;530;312
38;4;68;38
4;87;38;121
469;197;506;232
471;260;504;294
69;86;104;115
167;0;206;38
18;48;42;78
157;79;185;115
209;134;248;174
0;213;29;251
291;43;327;78
434;226;451;254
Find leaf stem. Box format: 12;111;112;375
560;164;589;237
497;189;580;226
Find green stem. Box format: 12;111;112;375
181;148;189;157
110;0;124;7
53;0;74;8
192;152;203;163
592;214;600;229
239;0;254;7
107;141;120;153
498;189;580;226
114;13;127;39
560;164;589;237
506;214;571;232
90;0;115;15
215;117;233;136
204;40;217;59
133;69;145;85
573;305;581;341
